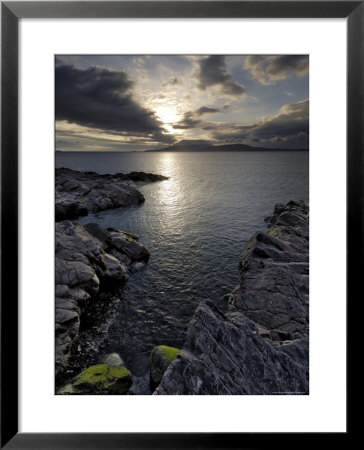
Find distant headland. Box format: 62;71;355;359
145;140;308;152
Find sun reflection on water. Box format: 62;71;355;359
159;153;175;178
157;154;180;207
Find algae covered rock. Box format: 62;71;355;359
150;345;179;389
58;363;132;395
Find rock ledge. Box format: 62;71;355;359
56;167;168;221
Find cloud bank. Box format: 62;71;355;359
173;105;224;129
197;56;246;97
56;64;174;143
213;99;309;148
244;55;309;85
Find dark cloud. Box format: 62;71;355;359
197;56;246;97
163;77;179;86
195;106;220;116
56;139;80;149
213;99;309;148
56;64;174;143
173;111;201;129
173;105;223;129
253;99;308;139
244;55;309;85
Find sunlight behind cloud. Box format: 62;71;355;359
155;105;180;133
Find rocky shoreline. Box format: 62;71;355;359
55;168;166;385
55;167;168;221
154;200;309;395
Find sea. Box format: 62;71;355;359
56;150;309;393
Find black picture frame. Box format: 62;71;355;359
1;1;356;448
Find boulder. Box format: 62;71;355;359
57;363;132;395
100;353;125;367
150;345;180;388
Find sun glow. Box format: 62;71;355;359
155;106;179;133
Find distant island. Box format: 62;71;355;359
145;140;308;152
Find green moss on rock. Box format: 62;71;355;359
151;345;179;362
58;363;132;395
150;345;180;389
123;231;138;242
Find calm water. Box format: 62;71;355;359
56;151;309;393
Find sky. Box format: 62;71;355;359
55;55;309;151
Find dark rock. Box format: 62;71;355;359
155;201;309;395
56;168;167;221
83;223;112;247
269;329;292;342
115;171;169;182
55;221;149;379
232;201;309;338
130;262;146;272
55;202;88;222
109;232;150;262
155;301;308;395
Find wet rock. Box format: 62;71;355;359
130;262;146;272
55;202;88;222
155;201;309;395
150;345;180;389
109;232;150;262
231;200;309;338
56;168;167;221
269;329;292;342
57;363;132;395
155;301;308;395
83;222;112;246
55;221;149;380
100;353;125;367
116;171;169;182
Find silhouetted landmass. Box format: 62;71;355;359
146;140;308;152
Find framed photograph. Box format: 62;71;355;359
1;1;356;447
